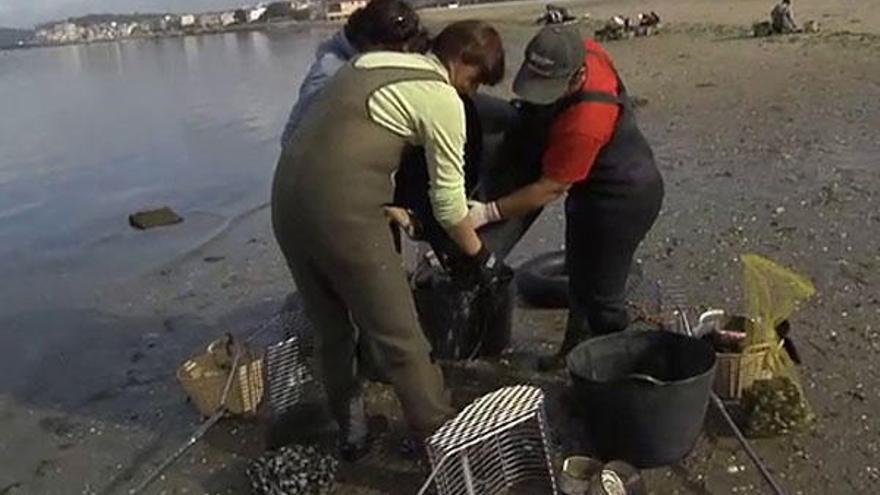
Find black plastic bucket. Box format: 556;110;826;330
567;330;716;467
412;268;513;360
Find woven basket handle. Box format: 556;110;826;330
207;333;237;369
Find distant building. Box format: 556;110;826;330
39;22;87;43
121;23;137;37
265;1;293;19
289;1;316;20
62;22;83;40
325;0;367;21
220;11;238;26
180;14;196;28
134;22;155;36
198;13;223;29
159;14;181;31
247;6;269;22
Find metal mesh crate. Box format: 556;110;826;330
422;385;557;495
262;306;322;416
266;335;316;415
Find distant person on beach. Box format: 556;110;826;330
536;4;577;25
771;0;799;34
272;20;507;460
279;0;428;146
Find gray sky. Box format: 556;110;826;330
0;0;248;28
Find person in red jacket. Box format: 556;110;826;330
468;23;664;369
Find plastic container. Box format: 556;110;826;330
567;330;716;468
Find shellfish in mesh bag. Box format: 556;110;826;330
247;445;338;495
742;376;814;437
740;254;816;437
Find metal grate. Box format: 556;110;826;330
265;335;316;416
263;305;322;416
422;385;558;495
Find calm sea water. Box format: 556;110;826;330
0;28;334;308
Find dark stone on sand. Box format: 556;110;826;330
203;256;225;263
128;206;183;230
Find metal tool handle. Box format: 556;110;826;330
709;393;787;495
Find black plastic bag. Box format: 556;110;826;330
412;265;514;360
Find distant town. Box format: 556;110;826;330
1;0;435;50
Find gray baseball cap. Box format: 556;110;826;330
513;23;585;104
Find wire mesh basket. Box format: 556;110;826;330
423;385;558;495
266;334;319;416
263;304;323;417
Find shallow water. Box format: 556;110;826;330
0;28;334;310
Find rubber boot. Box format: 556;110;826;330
537;311;590;371
338;394;372;462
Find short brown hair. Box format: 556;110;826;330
432;20;505;86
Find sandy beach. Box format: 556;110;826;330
1;0;879;493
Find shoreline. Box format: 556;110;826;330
9;0;878;53
1;0;548;53
1;19;343;52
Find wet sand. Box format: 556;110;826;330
2;0;880;493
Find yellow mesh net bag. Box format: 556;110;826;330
740;254;816;437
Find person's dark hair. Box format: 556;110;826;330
344;0;425;52
432;20;505;86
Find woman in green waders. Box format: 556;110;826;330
271;20;508;460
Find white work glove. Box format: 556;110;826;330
467;200;502;229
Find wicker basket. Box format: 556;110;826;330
713;343;774;400
177;337;265;416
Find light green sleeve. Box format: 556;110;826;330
368;81;469;228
